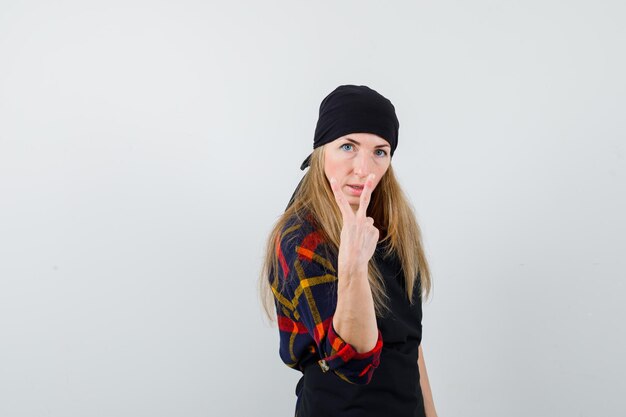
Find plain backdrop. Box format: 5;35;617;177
1;1;625;416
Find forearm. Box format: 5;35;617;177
418;345;438;417
332;266;378;353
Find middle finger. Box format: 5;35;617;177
356;173;375;220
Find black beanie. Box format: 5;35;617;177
286;84;400;211
299;84;400;170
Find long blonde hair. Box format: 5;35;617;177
258;144;432;322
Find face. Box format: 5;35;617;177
323;133;392;213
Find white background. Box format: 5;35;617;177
1;1;624;416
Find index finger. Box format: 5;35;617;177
356;173;375;219
329;177;354;221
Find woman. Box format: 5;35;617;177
259;85;438;417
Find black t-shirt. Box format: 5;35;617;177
294;242;425;417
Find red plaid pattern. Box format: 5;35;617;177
271;214;383;385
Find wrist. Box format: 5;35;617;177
338;264;368;281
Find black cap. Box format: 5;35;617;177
299;84;399;170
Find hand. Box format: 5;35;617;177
329;173;380;279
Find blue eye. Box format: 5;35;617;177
375;149;388;157
341;144;353;151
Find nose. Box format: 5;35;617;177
353;151;373;179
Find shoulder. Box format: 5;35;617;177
277;212;336;279
279;211;323;252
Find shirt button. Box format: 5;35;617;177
318;359;330;372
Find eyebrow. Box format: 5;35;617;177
343;137;391;149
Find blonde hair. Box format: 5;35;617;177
258;144;432;322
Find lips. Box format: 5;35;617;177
346;184;364;196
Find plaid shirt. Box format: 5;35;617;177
270;213;383;385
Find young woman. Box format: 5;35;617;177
259;85;438;417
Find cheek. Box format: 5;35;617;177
324;164;338;182
374;167;389;185
324;159;345;177
323;160;334;175
374;164;386;175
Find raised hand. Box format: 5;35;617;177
329;173;380;279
